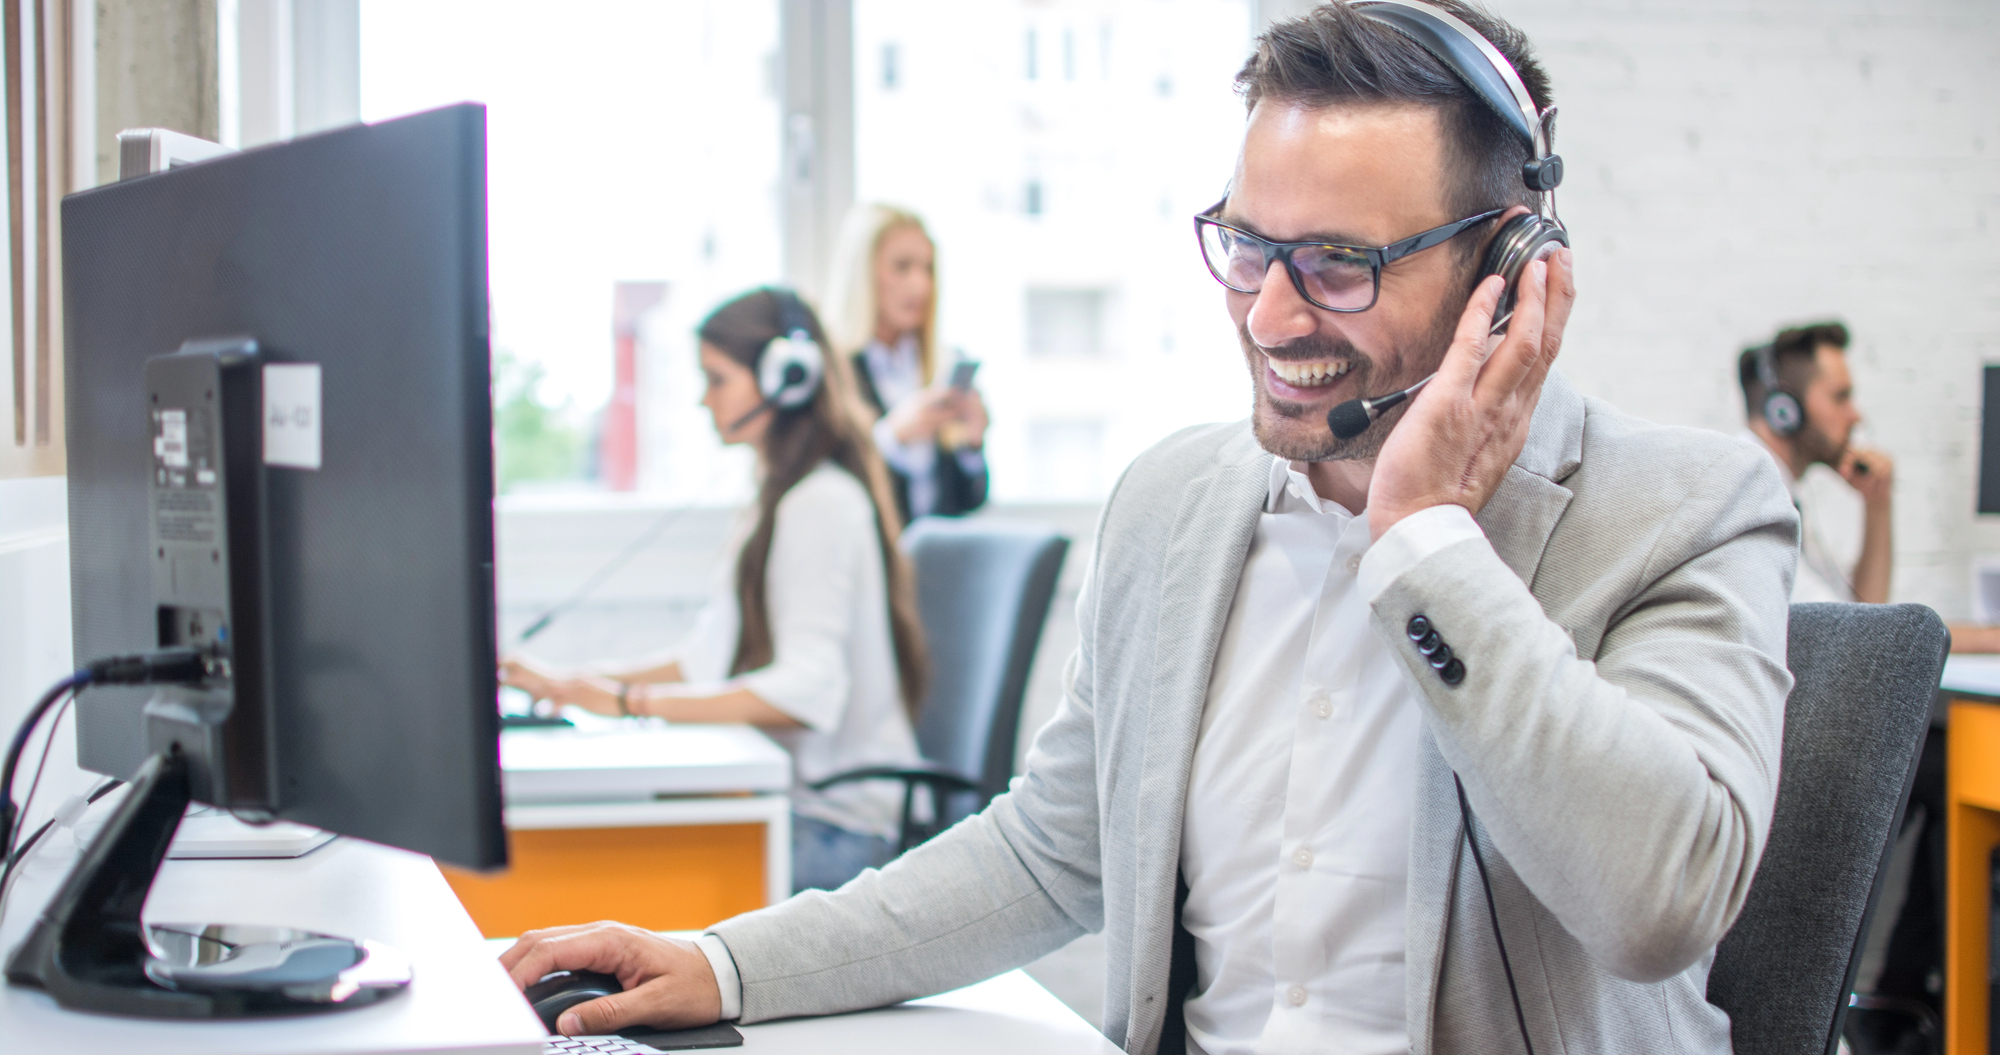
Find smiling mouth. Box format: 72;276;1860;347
1266;356;1354;388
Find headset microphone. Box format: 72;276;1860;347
1327;373;1435;440
1323;298;1530;440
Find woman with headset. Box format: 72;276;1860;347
825;204;988;524
501;287;928;892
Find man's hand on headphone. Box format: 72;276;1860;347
1366;246;1577;542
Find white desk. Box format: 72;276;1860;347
738;968;1118;1053
1;809;546;1054
1940;653;2000;702
501;720;790;804
496;720;795;910
2;809;1115;1054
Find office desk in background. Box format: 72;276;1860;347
443;720;794;938
1935;655;2000;1055
1;808;1117;1054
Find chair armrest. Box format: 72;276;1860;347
809;762;978;794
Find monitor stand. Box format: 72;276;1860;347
3;745;411;1017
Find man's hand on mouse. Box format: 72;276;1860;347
502;921;722;1035
1366;246;1576;542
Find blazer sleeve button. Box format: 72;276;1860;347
1416;630;1443;656
1407;615;1431;640
1439;657;1466;685
1427;644;1454;669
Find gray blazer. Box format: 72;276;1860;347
712;372;1800;1054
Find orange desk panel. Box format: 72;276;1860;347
1946;700;2000;1055
442;823;768;939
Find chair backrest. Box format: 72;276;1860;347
1707;602;1947;1055
900;518;1069;803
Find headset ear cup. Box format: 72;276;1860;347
1763;391;1804;437
1478;213;1569;330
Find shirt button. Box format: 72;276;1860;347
1288;985;1308;1006
1293;847;1313;869
1315;699;1333;719
1346;554;1362;573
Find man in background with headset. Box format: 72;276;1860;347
501;3;1797;1052
1738;322;1896;604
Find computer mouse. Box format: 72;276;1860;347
524;969;623;1034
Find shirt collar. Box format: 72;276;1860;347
1265;455;1357;520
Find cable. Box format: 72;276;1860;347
0;776;121;921
1456;775;1535;1055
0;689;80;921
514;504;694;644
1;650;209;902
2;673;87;862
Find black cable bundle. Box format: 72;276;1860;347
0;650;212;914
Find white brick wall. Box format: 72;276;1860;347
1494;0;2000;617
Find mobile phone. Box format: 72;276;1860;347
949;360;980;391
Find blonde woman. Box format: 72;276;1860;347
824;204;989;524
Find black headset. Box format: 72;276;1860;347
1749;342;1805;437
761;288;826;409
1355;0;1569;333
729;288;827;432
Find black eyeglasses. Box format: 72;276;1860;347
1193;204;1504;313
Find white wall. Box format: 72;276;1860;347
0;478;93;840
1498;0;1999;617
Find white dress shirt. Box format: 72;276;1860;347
1180;458;1484;1055
862;336;985;517
1736;430;1855;602
670;462;921;839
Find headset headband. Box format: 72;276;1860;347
772;288;813;342
1750;343;1782;394
1351;0;1562;198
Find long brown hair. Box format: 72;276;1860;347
697;287;929;716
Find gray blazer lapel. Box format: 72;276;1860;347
1123;443;1268;1053
1408;370;1585;1053
1475;370;1585;589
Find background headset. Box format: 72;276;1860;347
1749;342;1805;437
731;287;827;431
1325;0;1572;440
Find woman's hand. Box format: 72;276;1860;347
501;657;626;716
883;386;957;446
946;389;988;449
500;656;568;702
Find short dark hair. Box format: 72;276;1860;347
1737;321;1850;416
1235;1;1552;228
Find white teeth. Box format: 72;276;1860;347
1267;357;1352;387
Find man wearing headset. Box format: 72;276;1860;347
1738;322;1896;604
500;4;1796;1052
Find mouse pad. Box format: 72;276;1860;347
619;1023;744;1050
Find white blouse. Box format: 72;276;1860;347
671;462;921;839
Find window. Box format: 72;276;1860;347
360;0;780;503
1026;289;1106;359
855;0;1253;501
1027;418;1106;500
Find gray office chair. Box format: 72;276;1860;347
812;518;1069;853
1706;602;1948;1055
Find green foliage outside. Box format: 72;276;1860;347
493;350;585;492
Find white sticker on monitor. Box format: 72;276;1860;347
263;363;322;470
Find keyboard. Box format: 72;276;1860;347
545;1038;660;1055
